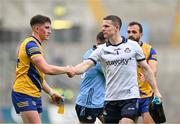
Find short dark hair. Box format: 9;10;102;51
103;15;122;30
96;31;106;44
30;15;51;27
128;21;143;33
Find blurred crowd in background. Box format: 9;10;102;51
0;0;180;123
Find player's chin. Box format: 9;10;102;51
128;36;137;41
44;37;50;40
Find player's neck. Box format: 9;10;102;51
109;35;122;45
32;33;43;43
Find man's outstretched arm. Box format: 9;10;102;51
68;59;95;77
138;60;162;99
32;55;72;75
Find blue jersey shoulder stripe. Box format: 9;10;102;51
26;41;41;57
149;48;157;61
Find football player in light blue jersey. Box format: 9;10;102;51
75;32;106;123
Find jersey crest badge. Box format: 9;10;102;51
124;48;131;53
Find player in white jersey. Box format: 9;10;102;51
68;15;162;124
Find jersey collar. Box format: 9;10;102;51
106;36;127;47
92;45;97;50
31;35;42;45
138;41;143;46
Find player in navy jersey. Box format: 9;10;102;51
75;32;106;123
68;15;162;124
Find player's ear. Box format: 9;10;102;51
115;24;120;32
33;25;39;33
115;25;119;30
140;33;143;37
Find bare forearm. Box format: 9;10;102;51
147;61;159;91
42;81;63;105
139;60;162;98
139;60;159;92
44;65;68;75
144;67;159;92
74;60;94;75
32;56;69;75
74;63;90;75
148;60;158;78
42;81;54;96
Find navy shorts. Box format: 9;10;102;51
75;104;103;123
103;98;139;123
139;96;153;115
11;90;42;114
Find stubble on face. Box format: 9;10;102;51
127;26;141;42
128;35;140;42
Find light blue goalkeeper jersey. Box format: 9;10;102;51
76;47;105;108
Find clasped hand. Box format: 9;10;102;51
66;65;76;78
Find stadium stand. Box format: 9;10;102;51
0;0;180;123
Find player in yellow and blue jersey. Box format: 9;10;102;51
127;21;159;124
11;15;74;124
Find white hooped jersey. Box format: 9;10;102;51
89;36;145;101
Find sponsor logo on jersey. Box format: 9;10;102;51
28;47;41;54
105;58;132;66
